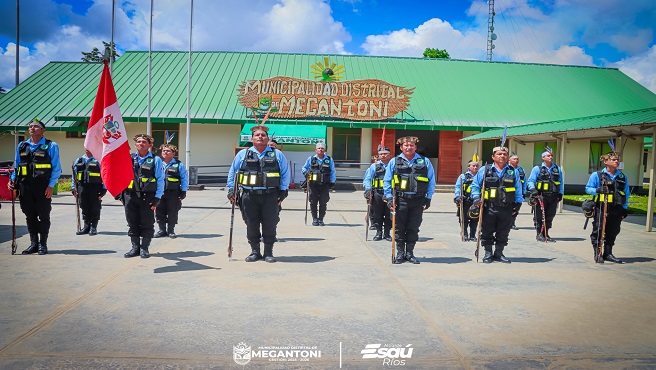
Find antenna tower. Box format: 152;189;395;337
486;0;497;61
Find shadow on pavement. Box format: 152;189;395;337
0;225;28;243
621;257;656;264
275;255;336;263
277;237;325;243
49;249;117;255
94;231;128;236
419;257;470;264
550;237;587;242
509;257;556;263
176;233;223;239
326;223;362;227
418;236;434;241
152;251;219;274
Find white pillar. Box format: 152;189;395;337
647;127;656;231
558;134;566;213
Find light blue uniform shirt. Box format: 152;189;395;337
454;171;476;197
362;161;389;190
527;163;564;194
133;152;165;199
301;154;336;184
71;154;106;190
163;158;189;192
585;168;630;209
227;146;290;191
383;153;436;199
470;164;524;203
11;137;62;188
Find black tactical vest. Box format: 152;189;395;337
74;157;102;185
392;156;429;195
238;149;281;189
307;155;332;186
536;165;561;195
462;172;475;197
483;164;517;206
596;170;627;206
165;161;183;191
17;139;53;181
128;154;158;193
517;166;526;187
371;162;386;190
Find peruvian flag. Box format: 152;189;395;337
84;61;133;197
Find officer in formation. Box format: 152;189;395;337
267;138;279;149
302;142;336;226
227;125;290;263
585;152;629;264
72;149;107;236
508;153;526;230
527;147;564;242
154;143;188;239
384;136;435;264
8;118;62;255
454;160;480;241
121;134;164;259
363;145;393;241
469;146;523;264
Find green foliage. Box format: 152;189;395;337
563;194;655;215
0;86;6;94
423;47;450;59
81;41;120;63
58;178;72;192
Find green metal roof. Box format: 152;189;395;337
0;62;100;131
461;107;656;142
54;51;656;130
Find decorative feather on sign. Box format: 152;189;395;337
608;137;616;153
500;125;508;148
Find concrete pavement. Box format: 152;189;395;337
0;189;655;369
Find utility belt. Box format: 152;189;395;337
242;188;278;195
397;192;425;199
373;188;385;194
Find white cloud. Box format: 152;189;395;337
612;45;656;93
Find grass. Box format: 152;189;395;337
57;178;72;193
563;194;655;215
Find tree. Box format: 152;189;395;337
81;41;120;63
423;47;450;59
0;87;6;94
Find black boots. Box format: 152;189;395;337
384;227;392;241
317;219;325;226
154;223;168;238
168;224;177;239
312;218;319;226
22;233;40;254
77;222;91;235
593;245;604;264
482;245;493;264
245;243;263;262
405;243;420;264
140;237;151;258
38;233;48;255
124;236;141;258
493;246;510;263
89;220;98;236
373;228;383;241
394;243;406;264
263;244;276;263
603;245;623;264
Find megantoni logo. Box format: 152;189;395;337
311;56;345;82
361;344;413;366
233;342;251;365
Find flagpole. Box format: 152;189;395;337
185;0;194;166
147;0;153;135
15;0;19;87
110;0;115;74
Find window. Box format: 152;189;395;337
589;141;612;173
332;128;361;162
152;123;180;157
66;131;86;138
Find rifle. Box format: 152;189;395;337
365;193;371;241
538;195;547;243
72;164;81;232
475;165;487;262
304;175;309;225
227;174;239;260
459;181;465;242
598;192;609;262
390;188;397;264
11;187;17;255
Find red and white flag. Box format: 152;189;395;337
84;62;133;197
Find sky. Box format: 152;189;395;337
0;0;655;94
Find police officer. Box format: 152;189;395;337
154;143;188;239
227;125;290;263
469;146;523;264
384;136;435;264
527;148;564;242
302;142;336;226
72;149;107;236
363;146;393;241
454;160;480;241
267;138;279;149
8;118;62;255
122;134;164;259
508;153;526;230
585;152;629;264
